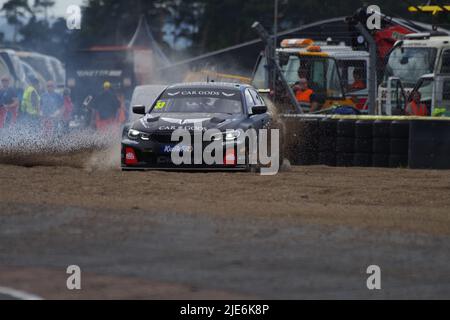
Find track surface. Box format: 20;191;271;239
0;160;450;299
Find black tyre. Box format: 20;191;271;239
318;118;337;152
336;153;354;167
373;138;390;154
390;120;410;139
389;154;408;168
319;136;336;153
318;152;336;166
372;153;389;167
319;117;338;137
336;137;354;153
355;120;373;138
353;153;372;167
297;118;319;153
296;151;318;165
390;138;409;155
354;138;372;154
373;120;391;138
337;119;355;137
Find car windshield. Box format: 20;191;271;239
384;47;437;87
150;88;243;114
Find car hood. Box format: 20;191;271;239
131;112;246;132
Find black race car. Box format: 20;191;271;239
121;82;275;170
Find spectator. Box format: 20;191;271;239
20;76;41;128
293;78;314;103
91;81;120;130
0;76;19;128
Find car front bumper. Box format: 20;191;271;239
121;138;249;170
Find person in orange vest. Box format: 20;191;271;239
405;91;428;116
349;69;366;91
293;78;314;103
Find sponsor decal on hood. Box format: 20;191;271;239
163;88;240;100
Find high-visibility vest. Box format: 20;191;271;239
21;86;40;116
350;80;365;90
409;101;428;116
296;88;313;103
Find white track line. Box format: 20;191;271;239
0;286;43;300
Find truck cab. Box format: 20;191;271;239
379;32;450;115
252;38;356;113
382;73;450;117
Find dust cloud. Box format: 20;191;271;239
0;125;121;170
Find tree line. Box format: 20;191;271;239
0;0;448;62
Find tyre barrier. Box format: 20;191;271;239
354;120;373;166
281;114;450;169
318;118;337;166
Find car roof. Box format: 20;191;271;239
166;82;252;92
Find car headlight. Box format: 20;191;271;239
224;130;241;141
128;129;150;140
210;130;241;141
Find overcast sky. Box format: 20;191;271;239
0;0;85;18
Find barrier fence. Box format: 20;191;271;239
282;114;450;169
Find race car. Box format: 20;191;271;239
121;82;275;170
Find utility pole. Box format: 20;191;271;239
273;0;278;95
355;22;377;115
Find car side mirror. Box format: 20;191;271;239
132;105;146;115
252;105;268;114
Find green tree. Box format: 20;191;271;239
1;0;33;43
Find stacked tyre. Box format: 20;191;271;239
389;120;409;168
296;118;320;165
372;120;390;167
336;119;355;166
353;120;373;167
318;118;337;166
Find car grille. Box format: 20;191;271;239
151;132;174;144
151;131;201;144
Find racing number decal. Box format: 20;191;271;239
155;100;166;110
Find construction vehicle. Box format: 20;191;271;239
379;32;450;115
377;32;450;115
384;73;450;116
251;23;356;114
